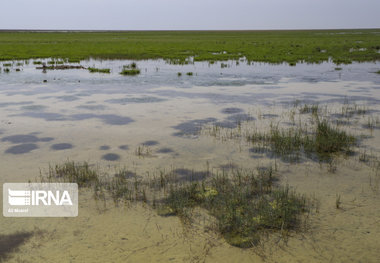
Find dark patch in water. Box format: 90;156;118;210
226;113;256;122
71;114;134;125
173;168;210;182
39;137;54;142
156;147;174;153
221;107;244;114
56;95;80;102
119;145;129;150
21;105;47;111
16;112;67;121
172;118;217;137
102;153;120;161
142;140;159;146
99;115;134;125
261;114;279;119
5;144;38;154
214;121;237;129
99;145;110;150
76;104;107;110
0;232;34;261
0;101;33;108
106;96;166;105
50;143;73;150
2;134;40;144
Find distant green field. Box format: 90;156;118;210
0;30;380;64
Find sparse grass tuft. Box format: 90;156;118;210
46;161;100;187
186;72;193;76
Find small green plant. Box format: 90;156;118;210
33;61;43;65
4;68;10;73
46;161;100;187
120;63;140;75
335;67;342;71
375;70;380;74
177;72;182;76
88;67;111;73
3;63;12;67
186;72;193;76
120;68;140;75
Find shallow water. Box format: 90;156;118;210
1;59;380;262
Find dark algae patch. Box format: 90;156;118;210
0;232;34;262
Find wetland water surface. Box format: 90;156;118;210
1;59;380;262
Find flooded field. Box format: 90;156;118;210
1;59;380;262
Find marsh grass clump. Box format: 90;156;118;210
3;68;10;73
246;119;356;162
186;72;193;76
375;70;380;74
46;161;100;187
33;61;43;65
307;119;356;161
3;63;12;67
120;63;140;75
177;72;182;76
158;167;311;247
88;67;111;74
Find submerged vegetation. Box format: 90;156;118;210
44;161;312;248
1;30;380;64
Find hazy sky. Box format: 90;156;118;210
1;0;379;30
